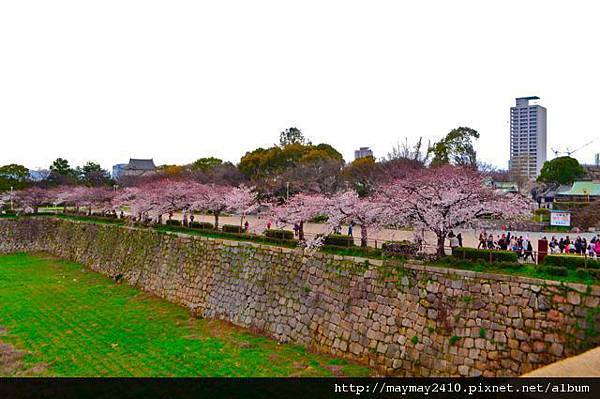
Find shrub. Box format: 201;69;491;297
319;245;391;260
165;219;182;226
451;247;518;263
382;240;419;257
539;265;568;276
222;224;243;233
323;234;355;247
265;229;294;240
189;221;214;230
492;261;524;269
543;255;600;270
576;268;591;279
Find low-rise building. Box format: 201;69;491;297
118;159;157;179
354;147;373;160
555;181;600;202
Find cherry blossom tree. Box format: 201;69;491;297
379;165;533;256
225;186;259;231
190;184;233;229
52;186;115;215
325;190;390;247
10;187;54;213
269;193;331;242
141;179;204;223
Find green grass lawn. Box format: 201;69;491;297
0;253;371;377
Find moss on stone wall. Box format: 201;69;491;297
0;217;599;377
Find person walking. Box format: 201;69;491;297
449;235;460;251
348;222;354;237
477;232;485;249
524;241;536;263
456;233;463;247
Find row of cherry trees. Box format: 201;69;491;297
7;166;532;255
268;166;531;254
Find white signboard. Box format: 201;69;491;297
550;211;571;227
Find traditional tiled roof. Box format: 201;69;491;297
125;159;156;171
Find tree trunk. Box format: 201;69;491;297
214;213;220;230
437;234;446;257
299;221;304;241
182;211;188;227
360;225;368;247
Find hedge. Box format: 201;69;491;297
189;221;214;230
539;265;568;276
451;247;518;263
382;241;419;256
323;234;355;247
576;268;600;280
165;219;182;226
543;255;600;270
222;224;243;233
264;229;294;240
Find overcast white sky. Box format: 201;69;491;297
1;0;599;171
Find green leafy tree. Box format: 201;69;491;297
239;143;343;179
191;157;223;171
76;162;112;186
279;127;310;146
429;126;480;168
50;158;73;175
47;158;77;185
537;156;586;185
342;156;378;197
0;164;29;191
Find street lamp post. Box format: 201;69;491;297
286;182;290;201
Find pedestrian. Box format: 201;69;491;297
524;241;535;263
266;220;272;230
348;222;354;237
244;220;249;232
477;232;485;249
293;223;299;237
449;234;460;251
457;233;463;247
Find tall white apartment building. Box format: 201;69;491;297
509;96;547;180
354;147;373;160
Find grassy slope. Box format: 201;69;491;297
0;253;370;377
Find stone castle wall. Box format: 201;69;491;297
0;217;599;376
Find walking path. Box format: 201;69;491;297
175;213;599;253
522;347;600;377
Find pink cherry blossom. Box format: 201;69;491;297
379;165;533;255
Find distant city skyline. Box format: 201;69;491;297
1;1;599;171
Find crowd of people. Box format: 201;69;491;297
467;231;600;261
548;235;600;257
472;232;536;261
